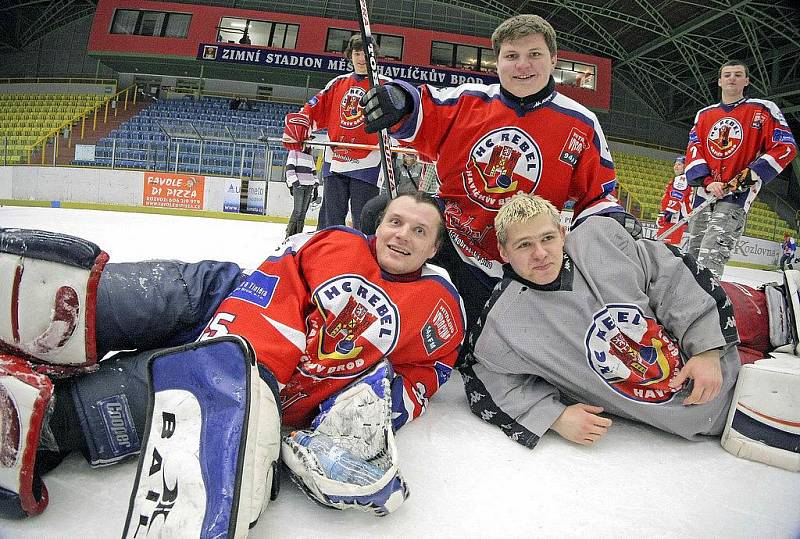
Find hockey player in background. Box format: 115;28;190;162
463;194;799;472
656;155;693;246
357;14;632;331
282;35;390;230
284;146;320;238
683;60;797;278
0;192;465;531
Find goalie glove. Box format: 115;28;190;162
281;360;409;516
282;112;311;152
360;83;412;134
727;168;759;193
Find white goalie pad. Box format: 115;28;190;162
775;269;800;356
0;229;108;369
123;336;281;539
281;361;409;516
721;353;800;472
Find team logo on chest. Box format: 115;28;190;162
304;275;399;378
339;87;366;129
707;117;743;159
585;304;684;403
462;127;543;210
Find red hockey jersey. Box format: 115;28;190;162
391;82;620;277
656;174;692;245
301;72;391;185
685;98;797;210
201;228;465;428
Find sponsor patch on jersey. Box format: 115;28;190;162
228;270;279;308
773;128;795;145
302;275;399;378
339;86;366;129
421;300;457;355
688;129;699;144
559;127;588;167
97;394;140;457
462;127;543;211
584;304;683;404
751;110;764;129
707;117;743;159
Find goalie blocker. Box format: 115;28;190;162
123;336;281;539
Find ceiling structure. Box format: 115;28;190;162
1;0;798;132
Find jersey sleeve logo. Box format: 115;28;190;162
228;271;279;308
559;127;588;167
584;304;684;403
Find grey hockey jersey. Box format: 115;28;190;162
462;217;740;448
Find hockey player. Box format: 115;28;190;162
284;146;320;238
656;156;693;246
357;14;629;330
282;35;391;230
683;60;797;277
462;193;800;472
0;192;465;530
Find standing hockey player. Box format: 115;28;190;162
358;14;628;329
683;60;797;277
656;155;693;246
462;194;800;471
0;192;465;530
282;35;390;230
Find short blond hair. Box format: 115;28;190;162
495;194;560;245
491;15;557;56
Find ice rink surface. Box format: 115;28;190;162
1;206;798;539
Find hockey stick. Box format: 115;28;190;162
261;136;419;155
355;0;398;198
656;188;728;240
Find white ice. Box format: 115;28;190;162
1;206;798;539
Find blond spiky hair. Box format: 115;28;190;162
495;194;561;245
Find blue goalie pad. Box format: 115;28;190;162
123;336;280;539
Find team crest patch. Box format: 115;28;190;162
302;275;399;378
706;117;743;159
421;300;457;355
228;270;279;308
585;304;683;403
559;127;588;167
462;127;542;210
339;86;366;129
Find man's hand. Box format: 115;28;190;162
728;168;758;193
282;112;310;151
668;349;723;405
360;83;412;134
551;403;612;445
706;181;727;198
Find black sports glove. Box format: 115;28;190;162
728;168;757;193
360;83;412;134
604;211;643;239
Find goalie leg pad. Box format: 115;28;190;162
282;360;409;516
123;336;280;539
0;228;108;371
721;353;800;472
0;354;54;518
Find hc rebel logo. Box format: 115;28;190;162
340;86;366;129
305;275;399;378
585;304;684;403
707;117;743;159
463;127;542;210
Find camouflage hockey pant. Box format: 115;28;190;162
683;200;746;278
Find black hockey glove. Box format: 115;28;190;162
727;168;757;193
360;83;412;134
604;211;643;239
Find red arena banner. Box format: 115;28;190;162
143;172;205;210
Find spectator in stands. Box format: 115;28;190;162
357;14;631;332
780;232;796;270
683;59;797;278
282;35;390;230
284;146;320;238
656;155;693;246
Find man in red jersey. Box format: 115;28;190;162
358;14;630;332
683;60;797;278
656;156;693;246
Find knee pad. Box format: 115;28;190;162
721;353;800;472
0;354;54;518
0;229;108;373
123;336;281;539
